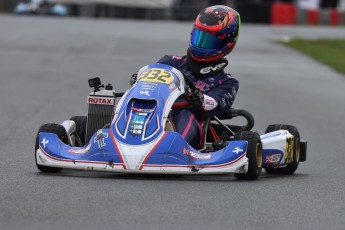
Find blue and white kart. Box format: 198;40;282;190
35;63;307;180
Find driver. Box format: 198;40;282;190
131;5;240;150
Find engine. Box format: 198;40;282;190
85;77;116;143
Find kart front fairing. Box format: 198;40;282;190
36;63;249;174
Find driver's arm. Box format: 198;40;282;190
203;74;239;117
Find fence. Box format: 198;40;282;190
1;0;344;25
271;2;345;25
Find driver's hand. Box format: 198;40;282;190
188;88;204;108
130;72;138;86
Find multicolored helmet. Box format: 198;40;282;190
189;5;241;62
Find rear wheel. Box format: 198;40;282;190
70;116;87;146
264;124;300;175
35;123;67;173
233;131;263;180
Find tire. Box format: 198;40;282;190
70;116;87;146
35;123;67;173
233;131;263;180
264;124;300;175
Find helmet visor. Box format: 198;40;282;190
191;28;225;49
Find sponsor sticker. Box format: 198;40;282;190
200;63;226;74
87;96;114;105
232;147;244;154
132;107;154;113
68;144;91;154
94;130;109;148
265;154;281;164
140;83;158;91
41;138;49;148
140;90;151;96
133;125;142;129
183;148;211;160
129;112;147;135
131;129;142;134
169;83;177;90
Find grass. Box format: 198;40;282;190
279;39;345;75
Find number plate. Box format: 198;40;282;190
138;68;174;84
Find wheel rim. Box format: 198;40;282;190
295;138;300;163
256;143;263;168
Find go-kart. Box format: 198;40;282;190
35;63;307;180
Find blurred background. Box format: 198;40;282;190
1;0;345;25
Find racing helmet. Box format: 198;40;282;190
189;5;241;62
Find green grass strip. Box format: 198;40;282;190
280;39;345;75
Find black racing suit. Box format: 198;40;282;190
157;54;239;149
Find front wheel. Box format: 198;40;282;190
35;123;67;173
264;124;300;175
233;131;263;180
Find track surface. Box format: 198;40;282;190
1;15;345;230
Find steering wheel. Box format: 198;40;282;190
172;75;198;109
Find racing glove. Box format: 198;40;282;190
130;72;138;86
187;90;219;111
188;89;204;109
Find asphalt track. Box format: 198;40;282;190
1;15;345;230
